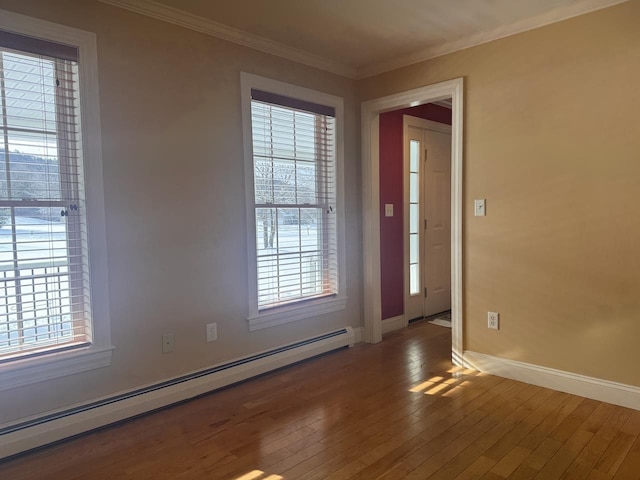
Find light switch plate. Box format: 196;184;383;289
384;204;394;217
474;199;486;216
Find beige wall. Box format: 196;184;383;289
359;0;640;386
0;0;362;424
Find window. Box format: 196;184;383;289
0;31;91;361
241;73;346;331
0;11;111;389
408;139;421;295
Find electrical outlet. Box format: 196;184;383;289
474;199;486;216
162;333;174;353
488;312;499;330
206;323;217;342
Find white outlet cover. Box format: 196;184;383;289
162;333;174;353
206;323;217;342
488;312;499;330
384;204;394;217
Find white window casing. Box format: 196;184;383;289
241;73;346;331
0;10;111;391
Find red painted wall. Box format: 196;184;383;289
379;104;452;320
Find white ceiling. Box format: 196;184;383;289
104;0;628;78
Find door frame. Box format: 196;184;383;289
361;78;464;365
403;115;452;322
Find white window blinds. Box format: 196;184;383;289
0;31;92;361
251;89;338;309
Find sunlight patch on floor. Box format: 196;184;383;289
234;470;284;480
235;471;265;480
409;372;477;396
409;376;444;392
424;382;450;395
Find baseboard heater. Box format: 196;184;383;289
0;326;355;460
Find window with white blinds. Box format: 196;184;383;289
250;89;338;310
0;31;92;361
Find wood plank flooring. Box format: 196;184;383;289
2;321;640;479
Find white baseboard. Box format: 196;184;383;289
382;315;407;335
463;351;640;411
0;327;356;459
352;326;364;344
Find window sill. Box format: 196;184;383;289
248;295;348;332
0;345;113;392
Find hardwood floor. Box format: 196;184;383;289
2;321;640;479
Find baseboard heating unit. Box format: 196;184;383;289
0;326;356;459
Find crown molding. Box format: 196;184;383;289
99;0;628;81
98;0;357;78
355;0;630;79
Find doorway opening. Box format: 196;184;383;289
361;78;463;364
403;113;452;324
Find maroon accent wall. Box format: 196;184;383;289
379;103;452;320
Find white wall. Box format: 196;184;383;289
0;0;363;425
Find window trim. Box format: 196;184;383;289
241;72;346;331
0;9;112;389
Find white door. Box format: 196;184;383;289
403;116;451;320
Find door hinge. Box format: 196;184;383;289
425;148;428;162
424;218;427;230
424;287;428;298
